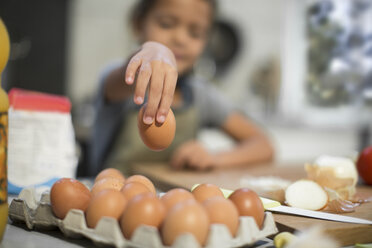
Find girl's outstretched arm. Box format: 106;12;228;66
170;112;274;170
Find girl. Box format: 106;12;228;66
89;0;274;175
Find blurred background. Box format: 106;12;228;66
0;0;371;176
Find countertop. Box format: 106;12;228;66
131;162;372;247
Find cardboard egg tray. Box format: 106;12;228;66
9;188;278;248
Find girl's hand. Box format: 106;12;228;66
125;41;178;124
170;140;217;170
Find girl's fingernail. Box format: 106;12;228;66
135;96;143;104
126;76;133;83
144;116;153;124
158;115;165;123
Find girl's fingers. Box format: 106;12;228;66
134;62;152;105
170;141;195;169
125;57;142;85
189;154;201;167
197;158;212;170
188;152;207;169
143;61;165;124
156;67;177;123
170;151;188;169
185;144;212;170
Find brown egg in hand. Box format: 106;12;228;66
137;105;176;151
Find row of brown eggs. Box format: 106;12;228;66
50;168;265;246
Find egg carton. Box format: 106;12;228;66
9;188;278;248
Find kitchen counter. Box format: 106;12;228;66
131;162;372;247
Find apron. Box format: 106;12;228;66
105;102;198;175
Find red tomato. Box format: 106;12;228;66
357;146;372;185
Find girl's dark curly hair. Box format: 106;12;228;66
130;0;217;32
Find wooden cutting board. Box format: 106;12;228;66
131;163;372;246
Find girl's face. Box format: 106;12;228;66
139;0;213;75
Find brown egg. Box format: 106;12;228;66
50;178;91;219
120;193;166;239
86;189;127;228
91;177;125;196
137;105;176;151
161;188;195;210
125;175;156;194
161;200;210;246
120;182;152;201
192;183;224;203
228;188;265;229
95;168;125;183
202;196;239;237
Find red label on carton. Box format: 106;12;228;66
8;88;71;113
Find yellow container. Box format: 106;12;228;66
0;18;10;241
